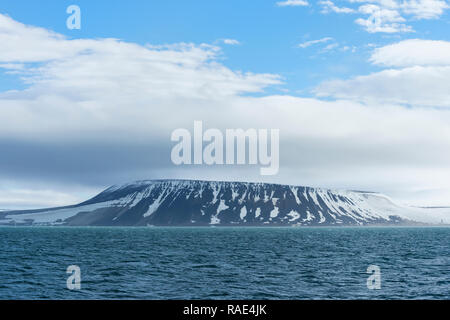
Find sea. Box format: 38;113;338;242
0;226;448;299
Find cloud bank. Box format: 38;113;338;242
1;14;450;208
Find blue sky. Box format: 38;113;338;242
1;0;448;94
1;1;450;208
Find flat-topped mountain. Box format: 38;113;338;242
0;179;448;226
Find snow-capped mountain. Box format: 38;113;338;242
0;179;448;226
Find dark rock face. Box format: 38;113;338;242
0;179;409;226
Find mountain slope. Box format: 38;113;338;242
0;179;448;226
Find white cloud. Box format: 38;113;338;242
401;0;449;19
280;0;448;32
370;39;450;67
276;0;309;7
320;42;340;52
0;15;277;98
319;0;356;13
0;14;92;62
2;15;450;206
355;4;413;33
315;65;450;106
315;39;450;107
298;37;333;48
221;38;240;45
348;0;401;9
318;0;450;32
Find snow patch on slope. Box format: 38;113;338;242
240;206;247;220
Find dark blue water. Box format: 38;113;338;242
0;226;448;299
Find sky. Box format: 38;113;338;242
0;0;450;209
